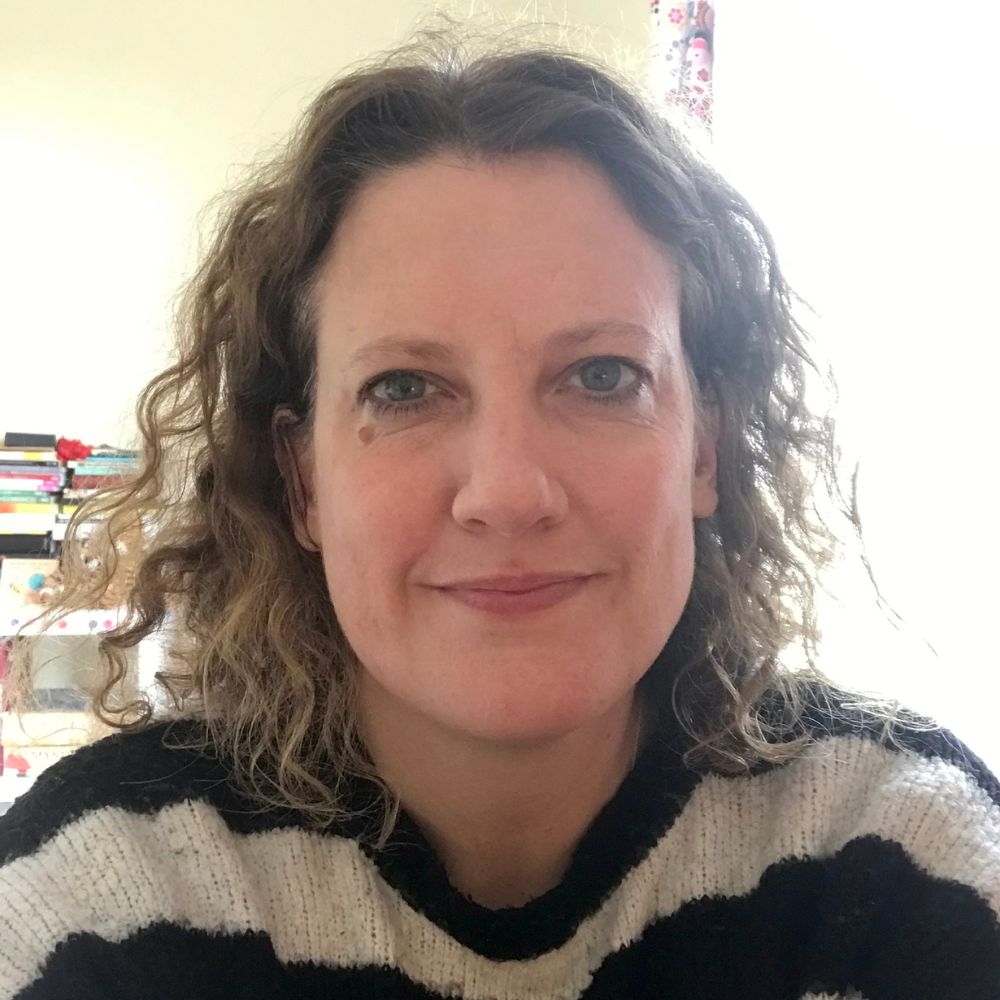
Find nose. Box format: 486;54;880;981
450;397;568;537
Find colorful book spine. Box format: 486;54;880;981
0;510;56;523
0;513;55;534
0;503;59;514
0;491;56;503
68;476;130;490
0;537;54;554
0;464;63;476
2;433;56;448
69;465;138;476
0;450;59;463
0;478;62;491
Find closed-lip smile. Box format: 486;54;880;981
431;574;596;616
435;572;592;593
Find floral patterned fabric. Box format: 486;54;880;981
651;0;715;128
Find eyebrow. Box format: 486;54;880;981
344;321;656;370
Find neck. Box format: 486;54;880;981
360;681;643;909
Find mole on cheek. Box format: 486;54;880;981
358;425;376;445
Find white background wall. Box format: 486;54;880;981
2;1;997;769
712;1;999;768
0;0;648;446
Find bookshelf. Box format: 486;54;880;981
0;433;158;811
0;613;167;814
2;607;124;636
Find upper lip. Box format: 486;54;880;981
434;572;592;593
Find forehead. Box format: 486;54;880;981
313;152;681;352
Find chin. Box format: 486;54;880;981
439;690;630;749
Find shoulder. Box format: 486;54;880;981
629;682;1000;997
720;680;1000;927
788;679;999;798
0;718;253;998
0;716;227;867
742;679;1000;837
760;680;1000;813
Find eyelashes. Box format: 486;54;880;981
357;357;652;420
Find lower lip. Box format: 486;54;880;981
436;577;592;615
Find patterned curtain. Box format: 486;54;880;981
650;0;716;130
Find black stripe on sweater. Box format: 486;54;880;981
3;683;997;866
2;687;998;966
584;834;1000;1000
12;835;999;1000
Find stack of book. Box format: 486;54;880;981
0;435;144;608
62;446;140;523
0;433;64;557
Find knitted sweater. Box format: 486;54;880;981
1;691;998;1000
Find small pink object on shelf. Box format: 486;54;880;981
4;752;30;777
56;437;93;462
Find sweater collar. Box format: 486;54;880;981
349;726;700;961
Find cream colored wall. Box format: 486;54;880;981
0;1;649;446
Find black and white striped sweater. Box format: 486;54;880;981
1;692;998;1000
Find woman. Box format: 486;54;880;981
1;32;997;1000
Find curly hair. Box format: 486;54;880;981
8;26;850;842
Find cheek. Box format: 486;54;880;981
313;453;435;605
598;443;698;617
600;435;696;537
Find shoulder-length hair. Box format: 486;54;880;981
10;28;846;841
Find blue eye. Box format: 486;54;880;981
358;356;650;419
572;358;642;402
366;371;433;409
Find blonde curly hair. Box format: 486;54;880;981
9;27;850;843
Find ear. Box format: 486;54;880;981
272;406;322;553
691;400;719;519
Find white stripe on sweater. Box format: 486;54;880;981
1;736;997;1000
798;994;871;1000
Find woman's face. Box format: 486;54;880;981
291;152;717;746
